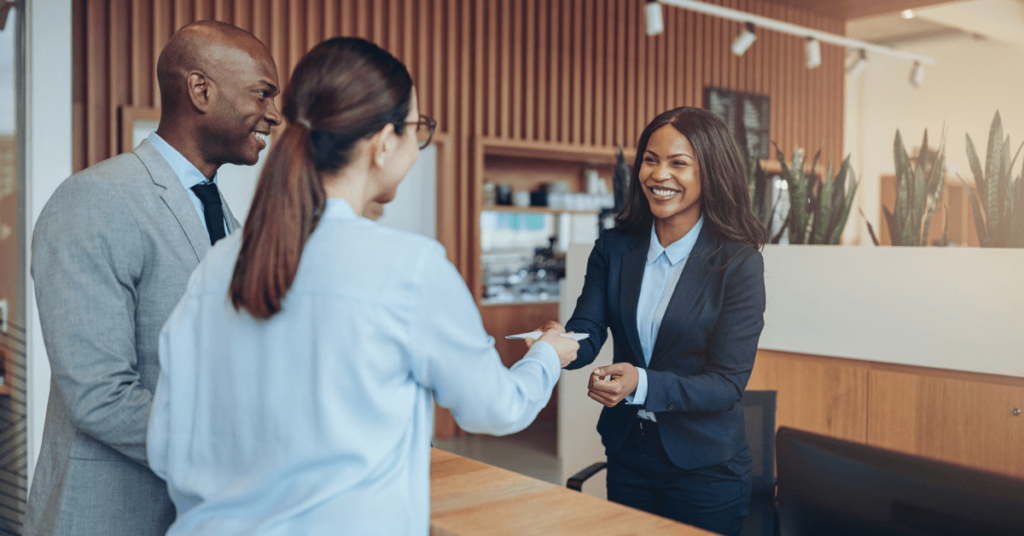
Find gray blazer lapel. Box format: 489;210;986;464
219;190;242;233
649;226;717;369
133;139;210;261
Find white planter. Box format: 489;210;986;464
760;245;1024;378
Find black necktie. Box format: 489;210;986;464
191;182;227;245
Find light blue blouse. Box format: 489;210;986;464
147;198;560;535
626;216;704;421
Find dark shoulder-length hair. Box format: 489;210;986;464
230;37;414;320
615;106;766;250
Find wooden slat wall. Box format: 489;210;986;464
73;0;845;281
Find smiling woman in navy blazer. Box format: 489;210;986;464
546;107;766;536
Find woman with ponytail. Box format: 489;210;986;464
146;38;578;536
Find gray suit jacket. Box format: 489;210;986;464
26;139;240;536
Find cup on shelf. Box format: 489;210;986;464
483;182;496;206
513;190;531;208
495;184;513;206
548;191;565;210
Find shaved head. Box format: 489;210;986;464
154;20;282;176
157;21;272;112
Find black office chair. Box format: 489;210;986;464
738;389;777;536
566;390;778;536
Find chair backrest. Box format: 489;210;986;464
740;389;777;497
739;390;778;536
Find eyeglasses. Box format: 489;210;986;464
404;115;437;150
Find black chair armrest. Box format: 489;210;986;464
566;462;607;492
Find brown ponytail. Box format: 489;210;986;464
230;37;414;319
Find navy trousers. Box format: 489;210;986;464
606;419;752;536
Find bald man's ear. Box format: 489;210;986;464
186;71;213;113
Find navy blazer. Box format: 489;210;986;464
565;223;765;470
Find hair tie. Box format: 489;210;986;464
298;118;312;130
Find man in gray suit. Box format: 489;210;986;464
27;21;281;535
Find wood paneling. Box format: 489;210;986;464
750;349;1024;479
868;367;1024;479
479;302;560;421
747;349;869;443
73;0;846;287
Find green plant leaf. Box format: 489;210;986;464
827;156;852;236
985;112;1004;243
788;146;809;243
941;208;948;247
893;130;911;243
996;135;1013;246
829;161;858;245
921;145;945;247
813;154;835;244
959;173;988;246
913;130;931;244
859;207;879;246
965;132;987;216
883;205;899;246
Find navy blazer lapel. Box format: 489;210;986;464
619;229;650;368
649;225;717;370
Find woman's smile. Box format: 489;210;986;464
647;184;683;200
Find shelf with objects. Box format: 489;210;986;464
430;137;634;478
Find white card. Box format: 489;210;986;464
505;331;589;341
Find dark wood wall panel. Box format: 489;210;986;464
73;0;845;280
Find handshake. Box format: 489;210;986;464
521;321;640;408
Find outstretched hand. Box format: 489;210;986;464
533;320;566;334
587;363;639;407
525;328;579;368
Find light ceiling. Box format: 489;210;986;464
847;0;1024;48
765;0;967;20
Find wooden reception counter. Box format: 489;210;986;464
430;449;710;535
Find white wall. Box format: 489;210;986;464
845;34;1024;245
759;245;1024;378
25;0;72;489
557;243;613;499
376;144;437;238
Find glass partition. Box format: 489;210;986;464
0;1;27;533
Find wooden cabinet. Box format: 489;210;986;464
868;367;1024;478
749;349;1024;479
747;350;868;443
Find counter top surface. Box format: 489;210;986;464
430;448;710;535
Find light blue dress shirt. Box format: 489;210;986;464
147;198;561;535
148;132;228;237
626;216;704;421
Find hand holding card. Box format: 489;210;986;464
505;331;589;341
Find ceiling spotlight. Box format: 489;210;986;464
847;49;868;79
806;38;822;69
732;23;757;56
910;61;925;87
902;9;915;19
645;1;664;36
